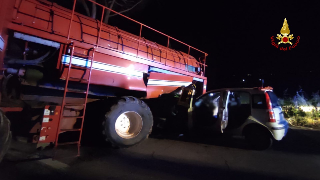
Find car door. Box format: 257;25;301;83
226;91;251;130
192;90;228;133
219;90;230;132
193;91;220;127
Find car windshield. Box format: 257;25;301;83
266;91;280;108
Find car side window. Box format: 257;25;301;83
252;94;267;109
228;91;250;106
195;92;221;117
195;92;220;108
239;92;250;104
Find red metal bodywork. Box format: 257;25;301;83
0;107;23;113
39;105;61;143
5;0;207;98
0;0;15;70
147;72;193;98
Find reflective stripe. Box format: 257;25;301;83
14;32;60;49
0;36;4;51
148;79;191;87
193;77;204;82
62;55;144;77
149;67;183;75
149;67;205;83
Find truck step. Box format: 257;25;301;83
64;103;86;107
66;89;87;94
69;77;89;82
57;141;79;146
62;116;84;119
72;52;93;59
61;77;89;82
64;64;91;70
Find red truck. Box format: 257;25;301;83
0;0;207;160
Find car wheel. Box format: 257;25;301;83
245;126;273;150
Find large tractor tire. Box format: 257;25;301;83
0;110;11;163
102;97;153;148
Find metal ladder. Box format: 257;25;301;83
54;43;94;156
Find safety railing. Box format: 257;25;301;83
66;0;208;75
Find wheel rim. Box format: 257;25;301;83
115;111;143;139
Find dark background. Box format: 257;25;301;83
63;0;320;97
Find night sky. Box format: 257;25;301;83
109;0;320;97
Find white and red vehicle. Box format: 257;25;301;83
190;87;289;150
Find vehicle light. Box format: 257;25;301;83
265;92;276;122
